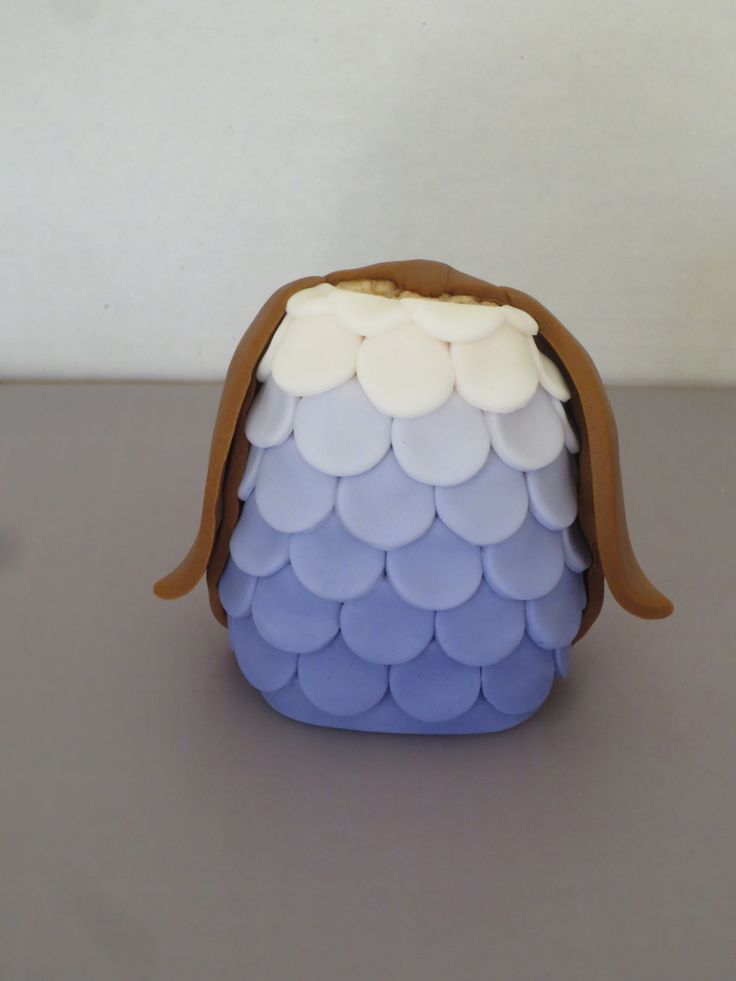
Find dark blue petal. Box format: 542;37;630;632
251;565;340;653
229;615;297;692
298;635;388;716
340;577;435;664
230;499;290;577
290;514;384;601
386;518;482;611
482;635;555;713
526;568;584;650
482;512;564;600
390;641;481;722
435;580;525;666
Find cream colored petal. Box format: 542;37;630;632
256;314;294;382
401;299;538;342
500;305;538;336
452;326;539;413
285;282;335;317
401;297;504;342
532;345;572;401
357;323;455;418
271;313;360;396
328;288;409;336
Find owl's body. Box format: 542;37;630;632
218;281;592;733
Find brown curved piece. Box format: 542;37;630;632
152;274;322;603
154;259;673;638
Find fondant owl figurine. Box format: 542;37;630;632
155;260;672;734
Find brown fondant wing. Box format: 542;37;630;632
153;259;673;638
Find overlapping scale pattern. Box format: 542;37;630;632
223;294;591;734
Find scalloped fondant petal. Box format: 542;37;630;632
390;641;481;722
218;558;257;618
298;635;388;716
271;313;360;396
561;522;593;573
452;326;539;413
482;512;565;600
254;437;336;533
481;636;555;714
237;445;264;501
435;581;525;666
401;297;503;342
525;568;584;650
328;287;409;336
340;577;435;665
486;387;565;471
392;393;490;487
356;322;454;418
434;450;528;545
229;499;290;577
531;346;571;402
293;379;391;477
285;282;334;317
244;375;297;449
386;518;482;611
251;565;340;654
289;514;385;602
256;315;294;383
336;450;436;550
526;449;578;531
228;615;297;692
552;398;581;453
554;646;572;678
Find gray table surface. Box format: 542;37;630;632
1;383;734;981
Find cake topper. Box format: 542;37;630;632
154;260;673;733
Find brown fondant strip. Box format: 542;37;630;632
153;259;672;638
152;275;322;603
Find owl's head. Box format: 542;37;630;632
154;259;673;640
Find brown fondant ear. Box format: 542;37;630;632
503;286;674;627
153;274;323;612
155;258;672;641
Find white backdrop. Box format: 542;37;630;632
2;0;734;383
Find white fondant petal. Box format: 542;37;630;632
244;375;296;448
532;346;571;402
487;387;565;472
401;299;538;342
256;315;294;383
452;326;539;413
501;305;539;335
328;288;409;336
285;282;334;316
401;297;503;342
356;323;454;418
271;313;360;396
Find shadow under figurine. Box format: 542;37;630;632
155;259;673;734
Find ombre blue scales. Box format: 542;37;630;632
220;376;591;734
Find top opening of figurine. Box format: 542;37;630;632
336;279;499;306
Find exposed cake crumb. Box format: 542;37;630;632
337;279;498;306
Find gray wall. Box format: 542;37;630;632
2;0;734;382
